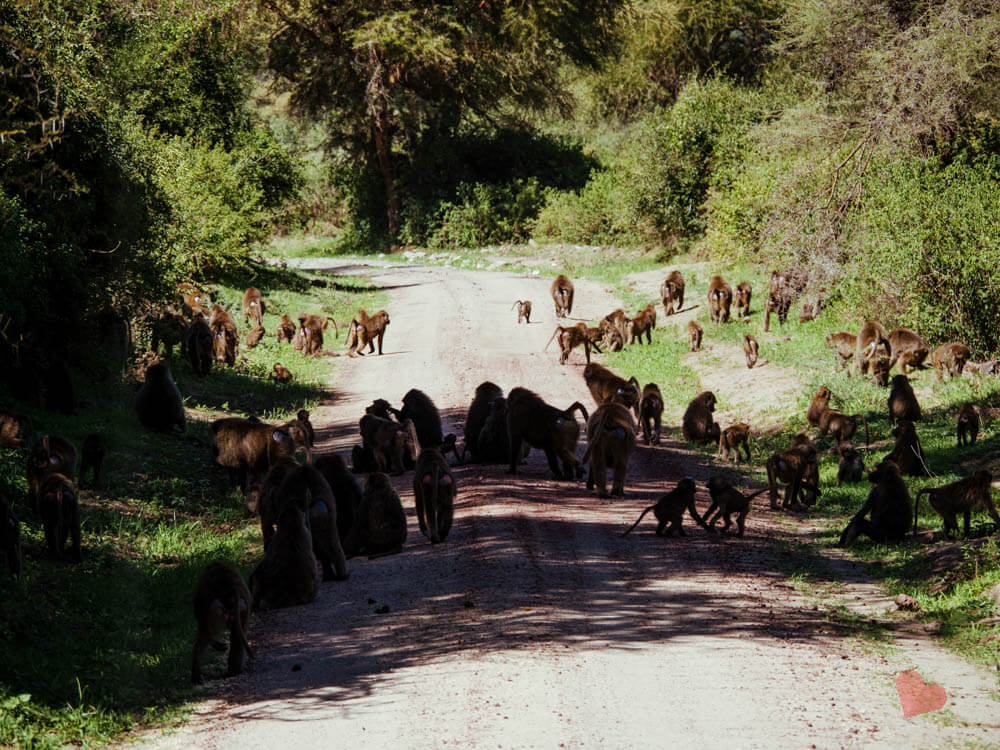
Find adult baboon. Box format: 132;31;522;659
818;408;869;445
249;496;318;610
627;307;655;345
551;274;574;318
79;433;105;488
211;417;298;492
582;402;636;498
583;363;640;414
347;309;389;356
734;281;752;319
838;459;912;546
38;472;81;561
622;478;708;537
0;411;32;450
284;465;349;581
660;271;685;315
743;334;759;369
190;562;254;684
688;320;703;351
836;443;865;487
413;447;456;543
463;382;504;462
247;456;300;548
717;423;751;463
766;442;818;510
0;494;21;577
186;314;213;377
826;332;857;371
806;387;832;427
268;363;292;383
245;325;265;349
359;414;417;475
178;282;211;315
343;472;407;558
27;434;77;512
365;398;401;420
242;287;265;327
135;362;186;433
707;275;733;324
888;328;929;374
932;342;971;380
276;314;296;344
546;322;602;365
506;387;588;479
351;444;378;474
399;388;444;450
512;300;532;324
600;309;629;342
956;403;980;446
478;396;528;465
148;304;187;360
854;321;892;385
789;432;821;506
597;324;624;353
704;477;768;537
297;313;332;356
209;305;239;366
313;453;362;543
682;391;720;445
914;469;999;537
885;419;927;477
888;374;921;423
638;383;664;446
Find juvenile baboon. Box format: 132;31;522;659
798;299;822;323
888;374;921;423
734;281;752;319
688;320;703;351
399;388;444;450
512;300;532;324
313;453;362;543
956;403;980;446
682;391;721;445
359;414;417;474
638;383;664;446
717;423;751;463
249;497;318;610
914;469;999;537
627;307;655;345
743;334;759;369
807;387;832;427
347;309;388;356
826;332;857;371
135;362;186;433
298;313;332;356
660;270;685;315
551;274;574;318
413;447;456;543
209;305;239;367
211;417;298;492
268;363;292;383
583;363;640;414
185;314;213;377
546;322;602;365
245;325;265;349
932;342;971;380
818;408;869;445
276;314;296;344
343;472;407;558
704;477;768;537
0;411;32;449
27;434;77;511
190;562;254;684
766;442;819;510
838;459;912;546
79;433;105;488
885;419;927;477
854;321;892;385
836;442;865;487
283;465;349;581
506;387;588;480
463;382;504;462
38;472;81;561
888;328;929;374
242;287;265;327
622;478;708;537
763;269;803;331
707;275;733;324
582;402;636;498
1;494;21;577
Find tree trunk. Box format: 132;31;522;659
371;117;400;236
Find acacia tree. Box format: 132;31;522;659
262;0;621;236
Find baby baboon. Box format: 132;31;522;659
838;459;912;546
313;453;362;543
268;363;292;383
932;341;971;380
682;391;721;445
687;320;703;352
1;494;21;577
185;314;214;377
191;561;254;684
638;383;664;446
413;447;456;543
627;307;655;345
888;374;921;422
135;362;186;433
956;403;980;446
734;281;752;319
546;322;602;365
707;275;733;324
888;328;929;374
463;381;504;462
806;386;832;427
276;314;296;343
38;472;81;561
743;334;759;369
836;442;865;487
209;305;239;367
717;423;751;463
245;325;265;349
854;321;892;385
885;419;927;477
818;408;869;445
704;476;768;537
622;478;707;537
766;442;818;510
826;332;857;371
249;497;318;610
583;363;640;414
914;469;999;537
359;414;417;475
211;417;297;492
0;411;32;450
551;274;574;318
79;433;105;488
506;387;588;480
27;434;77;511
582;402;636;498
347;309;388;356
399;388;444;450
343;471;407;558
242;287;265;327
660;270;685;315
512;300;532;324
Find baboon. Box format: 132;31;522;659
836;442;865;487
789;432;821;506
546;322;602;365
512;300;532;324
888;374;921;422
888;328;929;374
281;410;314;463
627;307;655;345
477;396;528;465
135;362;186;433
600;309;629;343
582;402;636;498
210;417;298;492
276;314;296;343
551;274;574;318
506;387;588;480
284;465;349;581
359;414;417;475
0;411;32;449
38;472;81;561
245;325;265;349
399;388;444;450
1;494;21;577
246;456;300;548
346;309;389;356
838;459;912;546
365;398;402;421
622;478;708;537
885;419;927;477
766;442;819;510
298;313;332;357
717;423;751;463
178;282;211;315
249;497;318;610
956;403;980;446
818;408;869;445
643;302;657;329
242;287;265;327
27;434;77;511
743;334;759;368
79;433;105;488
964;360;1000;376
268;363;292;383
688;320;703;351
914;469;999;537
597;324;624;353
933;342;971;380
682;391;721;445
148;305;187;359
313;453;362;544
660;271;685;315
583;363;640;414
413;447;456;543
186;314;213;377
351;444;378;474
190;562;254;684
807;387;832;427
704;477;768;537
763;269;803;331
707;275;733;324
798;299;822;323
343;472;407;558
854;321;892;385
638;383;664;446
209;304;239;367
826;332;857;371
463;382;504;462
734;281;752;319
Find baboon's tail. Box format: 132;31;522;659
622;505;656;536
565;401;590;423
543;326;561;352
913;488;931;534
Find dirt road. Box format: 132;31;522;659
144;261;1000;749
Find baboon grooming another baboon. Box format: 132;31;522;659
27;434;77;511
343;472;407;558
838;459;912;546
413;447;456;543
347;309;389;356
885;419;927;476
914;469;999;537
582;402;636;498
956;403;980;446
1;495;21;577
268;363;292;383
688;320;703;351
717;423;751;463
242;287;265;326
546;322;602;365
583;363;640;414
836;443;865;487
186;314;213;377
622;478;708;537
191;562;254;684
135;362;186;433
660;271;685;315
359;414;417;475
888;374;921;422
826;332;857;371
79;433;105;488
551;274;574;318
38;472;81;561
933;342;971;380
854;321;892;386
766;442;819;510
512;300;532;324
707;275;733;324
506;388;588;480
276;314;296;344
888;328;929;374
639;383;664;446
209;305;239;366
734;282;752;319
463;382;504;462
682;391;721;445
704;477;768;537
400;388;444;450
249;492;318;610
743;334;759;368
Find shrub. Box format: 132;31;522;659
428;179;546;249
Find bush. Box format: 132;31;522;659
428;179;546;249
532;169;645;245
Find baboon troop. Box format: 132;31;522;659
210;304;239;367
506;387;588;480
242;287;265;327
79;433;105;488
742;334;759;369
888;328;929;374
838;460;912;546
682;391;720;445
707;275;733;324
734;281;752;320
660;271;685;315
135;362;186;433
766;441;818;510
343;472;407;558
582;402;636;498
191;562;253;684
638;383;664;446
888;374;921;422
914;470;999;537
512;300;532;324
717;423;751;463
186;314;213;377
551;274;574;318
347;309;389;356
836;443;865;487
885;419;927;476
932;342;971;380
463;382;503;463
413;448;456;543
855;320;892;386
704;477;767;537
688;320;703;351
583;363;640;414
622;478;707;537
38;472;81;561
956;403;980;446
826;332;857;371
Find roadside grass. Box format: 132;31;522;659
0;257;382;748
